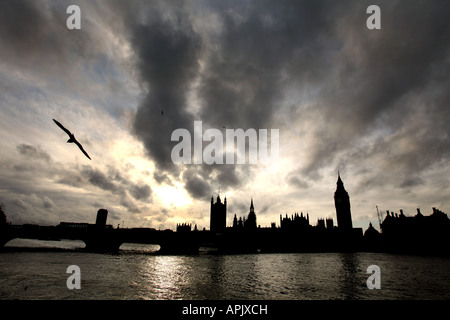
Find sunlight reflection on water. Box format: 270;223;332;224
1;240;450;300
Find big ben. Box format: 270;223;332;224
334;174;353;230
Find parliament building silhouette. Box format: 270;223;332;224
204;174;450;255
1;174;449;255
210;173;358;234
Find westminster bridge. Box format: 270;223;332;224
0;209;367;254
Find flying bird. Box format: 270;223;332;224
52;119;91;160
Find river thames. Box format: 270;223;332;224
1;239;449;300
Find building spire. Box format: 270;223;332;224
337;171;344;187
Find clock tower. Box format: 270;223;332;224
334;174;353;230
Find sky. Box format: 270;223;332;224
0;0;449;231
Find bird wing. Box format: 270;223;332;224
74;139;91;160
53;119;72;137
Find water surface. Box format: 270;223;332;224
1;239;449;300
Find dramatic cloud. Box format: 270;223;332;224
16;144;51;162
127;1;335;198
294;0;450;181
182;169;212;199
126;0;450;225
0;0;449;230
130;13;201;169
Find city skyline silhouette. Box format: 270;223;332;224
0;1;449;237
1;174;448;256
1;2;450;311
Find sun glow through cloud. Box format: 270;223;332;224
155;185;192;209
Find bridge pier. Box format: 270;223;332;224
158;242;199;254
158;232;202;254
0;238;10;248
0;228;16;249
83;238;123;253
82;230;124;253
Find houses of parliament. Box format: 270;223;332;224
209;174;357;235
204;174;450;255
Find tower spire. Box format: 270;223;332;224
337;171;343;187
247;198;257;230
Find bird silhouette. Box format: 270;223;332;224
53;119;91;160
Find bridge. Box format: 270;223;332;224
0;209;366;254
0;222;303;254
0;209;219;253
0;209;280;254
0;223;212;253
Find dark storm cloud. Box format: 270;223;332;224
80;165;152;202
130;17;201;171
153;171;172;185
127;0;337;197
3;0;445;193
215;165;242;188
0;0;94;71
197;0;335;129
16;144;51;162
43;196;54;209
81;166;117;193
287;176;309;190
182;169;212;199
129;184;152;201
125;2;252;199
297;0;450;180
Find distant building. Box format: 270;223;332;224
334;174;353;230
58;208;112;231
246;199;257;230
0;205;6;227
58;222;90;229
317;218;334;230
232;199;258;231
280;212;310;231
363;222;381;251
364;222;380;238
326;218;334;230
317;218;325;229
381;207;450;235
210;195;227;233
232;214;242;229
95;209;108;227
380;207;450;255
176;223;191;232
